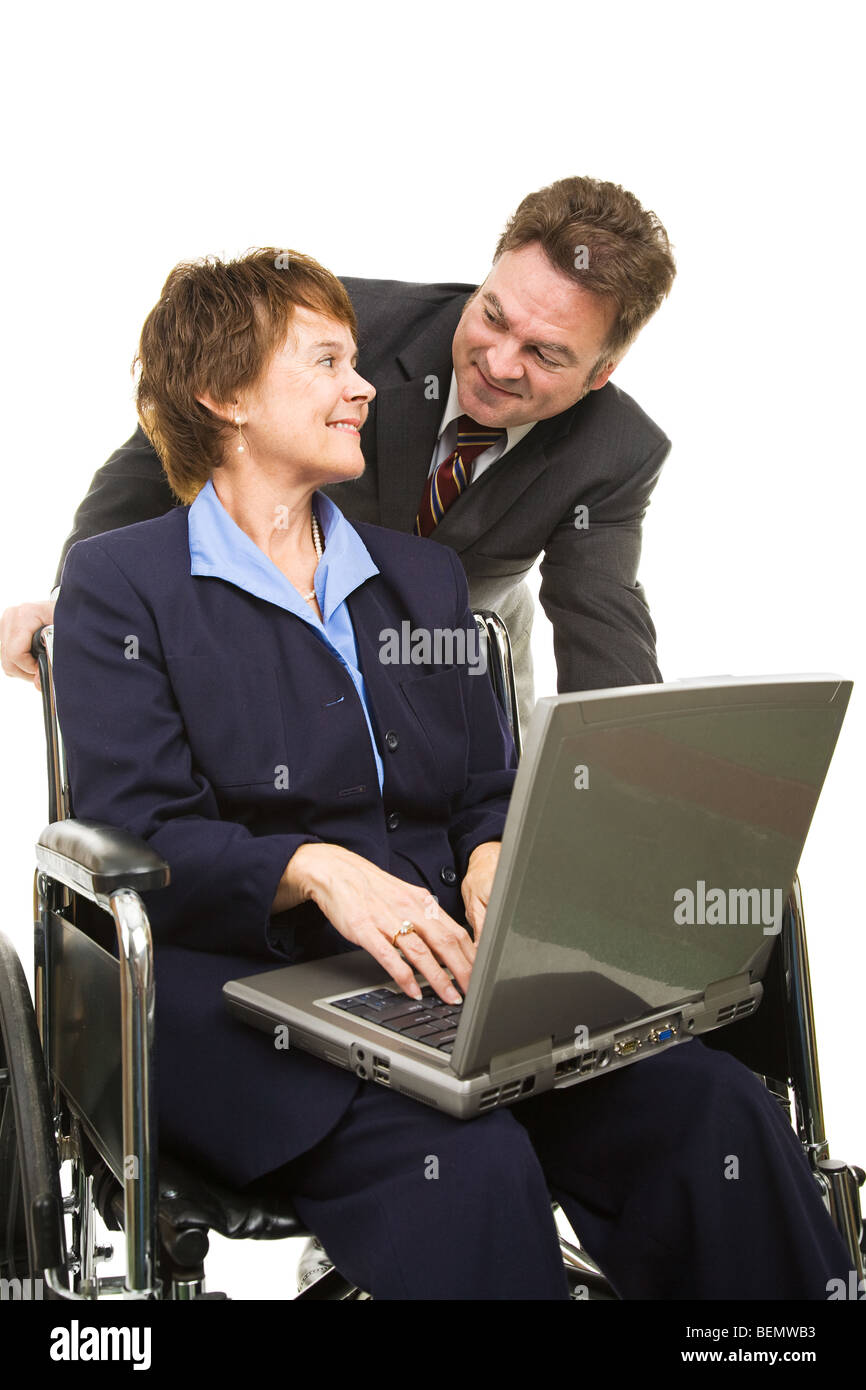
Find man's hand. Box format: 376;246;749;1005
278;842;476;1003
461;841;502;942
0;600;56;691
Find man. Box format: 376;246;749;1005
1;176;674;728
0;181;856;1298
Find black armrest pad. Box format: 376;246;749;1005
37;819;170;898
157;1153;308;1244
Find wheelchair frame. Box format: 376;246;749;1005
1;620;862;1300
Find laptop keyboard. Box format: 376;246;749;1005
331;985;463;1053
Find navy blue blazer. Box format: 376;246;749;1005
53;507;516;1186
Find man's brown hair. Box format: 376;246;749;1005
495;177;675;377
135;249;357;503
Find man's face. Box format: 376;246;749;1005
450;243;619;429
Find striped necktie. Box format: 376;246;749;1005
414;415;506;537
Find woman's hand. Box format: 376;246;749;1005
461;841;501;942
277;843;476;1003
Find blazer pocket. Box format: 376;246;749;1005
399;665;468;798
166;656;289;788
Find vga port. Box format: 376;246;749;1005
648;1023;678;1045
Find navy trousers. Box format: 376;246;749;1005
260;1039;851;1300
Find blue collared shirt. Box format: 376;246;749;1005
188;480;384;790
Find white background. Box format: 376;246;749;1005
0;0;863;1298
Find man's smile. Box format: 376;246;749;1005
474;363;523;397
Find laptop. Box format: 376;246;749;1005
223;675;851;1118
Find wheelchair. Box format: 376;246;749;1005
1;617;863;1301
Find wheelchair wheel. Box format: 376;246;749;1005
0;930;65;1285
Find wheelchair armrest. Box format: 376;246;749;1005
37;819;170;905
36;821;166;1294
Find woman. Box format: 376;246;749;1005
54;250;851;1301
53;248;570;1298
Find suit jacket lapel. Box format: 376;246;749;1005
430;403;580;553
374;298;466;534
374;381;442;532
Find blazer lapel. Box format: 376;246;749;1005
344;578;404;746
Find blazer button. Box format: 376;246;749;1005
386;812;401;831
384;730;399;751
440;866;457;885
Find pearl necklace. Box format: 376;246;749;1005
303;510;324;604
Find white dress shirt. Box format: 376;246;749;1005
429;372;536;482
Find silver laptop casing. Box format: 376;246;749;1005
224;675;851;1118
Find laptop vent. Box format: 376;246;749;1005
716;998;757;1024
555;1050;599;1080
395;1085;433;1106
479;1079;529;1112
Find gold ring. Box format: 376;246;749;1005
391;922;417;948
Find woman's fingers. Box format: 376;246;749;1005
363;895;476;1003
343;872;475;999
460;841;501;941
358;926;425;1000
389;905;477;1001
360;921;465;1005
295;842;477;1002
462;890;484;939
393;929;464;1004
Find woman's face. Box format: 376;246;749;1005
238;307;374;487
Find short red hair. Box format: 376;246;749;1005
135;248;357;503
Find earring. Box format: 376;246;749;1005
234;411;246;454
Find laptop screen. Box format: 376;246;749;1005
455;677;851;1071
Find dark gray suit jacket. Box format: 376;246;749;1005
57;276;670;703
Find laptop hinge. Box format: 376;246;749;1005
704;971;753;1002
488;1036;554;1086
